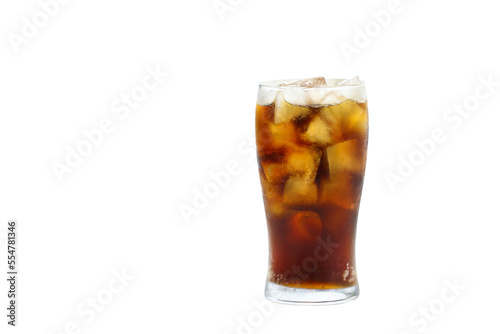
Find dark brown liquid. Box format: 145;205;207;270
256;98;368;289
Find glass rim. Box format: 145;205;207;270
259;78;365;91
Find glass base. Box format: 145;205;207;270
265;281;359;305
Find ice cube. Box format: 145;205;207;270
269;122;297;143
274;92;312;123
319;90;347;106
257;89;278;106
256;121;297;155
277;78;352;107
326;77;366;103
280;77;327;88
282;88;346;107
301;112;344;146
302;116;332;145
324;100;367;138
283;177;318;205
345;103;368;138
286;146;321;181
337;77;366;103
267;201;286;217
329;100;364;121
320;107;345;139
326;139;367;175
341;88;366;103
319;171;359;209
261;161;287;184
288;211;322;244
337;76;362;86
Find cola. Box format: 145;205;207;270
256;77;368;304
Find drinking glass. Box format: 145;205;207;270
255;77;368;304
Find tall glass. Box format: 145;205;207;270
255;77;368;305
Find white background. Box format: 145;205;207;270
1;0;499;333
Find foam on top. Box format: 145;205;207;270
257;77;366;106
